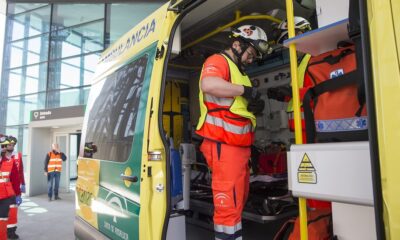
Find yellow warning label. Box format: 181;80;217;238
297;153;317;184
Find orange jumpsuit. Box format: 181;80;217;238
196;54;253;239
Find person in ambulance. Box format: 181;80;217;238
0;135;21;240
267;17;331;209
196;25;269;240
5;136;24;239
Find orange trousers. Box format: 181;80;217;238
200;139;250;240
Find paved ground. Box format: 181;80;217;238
17;192;75;240
15;191;284;240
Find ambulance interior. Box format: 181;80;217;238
161;0;370;237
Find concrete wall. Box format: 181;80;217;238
27;127;52;196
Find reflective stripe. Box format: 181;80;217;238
0;172;9;176
0;179;10;183
316;116;368;132
7;224;17;227
9;204;17;208
205;94;233;107
47;164;62;167
288;111;304;120
0;218;8;220
214;222;242;235
206;115;252;135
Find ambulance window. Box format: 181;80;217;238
84;54;148;162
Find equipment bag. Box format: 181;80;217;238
303;45;368;143
274;209;335;240
258;143;287;177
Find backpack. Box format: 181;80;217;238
274;209;336;240
303;45;368;143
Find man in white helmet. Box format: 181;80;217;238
268;17;332;210
196;25;269;240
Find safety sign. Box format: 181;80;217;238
297;153;317;184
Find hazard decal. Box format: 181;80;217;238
297;153;317;184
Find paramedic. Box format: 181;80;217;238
267;17;312;143
267;17;331;209
196;25;269;239
5;136;24;239
0;135;20;240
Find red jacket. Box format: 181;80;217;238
12;152;25;185
0;156;20;199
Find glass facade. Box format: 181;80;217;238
0;2;165;154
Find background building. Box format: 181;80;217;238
0;0;165;195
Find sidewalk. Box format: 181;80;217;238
17;191;75;240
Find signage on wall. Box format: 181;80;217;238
30;105;85;122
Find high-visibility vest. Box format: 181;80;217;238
286;54;311;132
47;152;63;172
196;54;256;147
0;158;16;200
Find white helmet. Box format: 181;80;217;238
231;25;270;58
275;17;311;44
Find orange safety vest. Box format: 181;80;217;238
47;152;63;172
0;158;16;200
196;54;256;147
303;45;368;142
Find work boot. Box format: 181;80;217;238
7;227;19;239
55;196;61;200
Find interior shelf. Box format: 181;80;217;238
283;19;349;56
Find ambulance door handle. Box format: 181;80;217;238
120;174;138;183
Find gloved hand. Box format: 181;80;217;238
16;195;22;206
247;99;265;115
267;86;292;101
20;185;25;193
242;86;261;101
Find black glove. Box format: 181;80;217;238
247;99;265;115
242;86;260;101
267;86;292;101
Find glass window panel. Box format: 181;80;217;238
7;63;48;96
6;94;45;125
8;35;49;68
47;87;90;108
7;3;48;15
50;21;104;60
4;126;28;159
84;54;149;162
8;5;51;41
48;53;99;90
51;4;104;31
109;2;163;44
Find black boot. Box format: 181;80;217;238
7;227;19;239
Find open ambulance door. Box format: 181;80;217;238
74;1;202;240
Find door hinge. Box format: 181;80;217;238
156;45;165;60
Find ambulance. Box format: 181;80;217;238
74;0;400;239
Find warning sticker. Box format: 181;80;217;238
297;153;317;184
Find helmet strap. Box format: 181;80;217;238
230;39;249;71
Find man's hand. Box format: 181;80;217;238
16;195;22;206
20;185;26;193
247;99;265;115
267;86;292;101
242;86;260;101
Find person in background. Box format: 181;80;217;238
0;135;20;240
196;25;269;240
44;143;67;201
268;17;331;209
5;136;24;239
